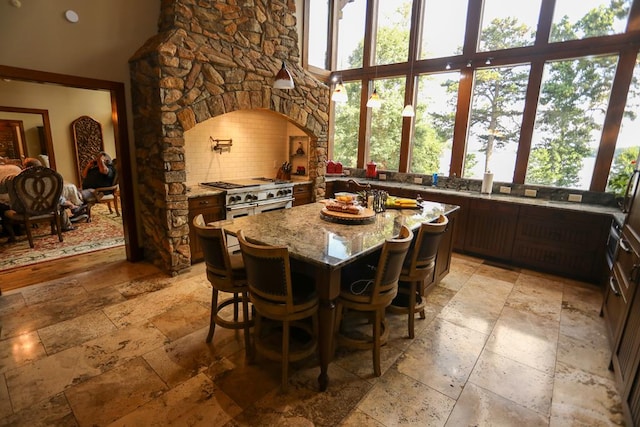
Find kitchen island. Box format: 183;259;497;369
210;200;459;391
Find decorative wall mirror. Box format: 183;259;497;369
0;106;56;169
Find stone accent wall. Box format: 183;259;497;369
130;0;329;274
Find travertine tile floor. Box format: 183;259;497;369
0;253;624;426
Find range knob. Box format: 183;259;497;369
276;190;283;196
267;193;274;198
245;194;253;201
252;195;258;201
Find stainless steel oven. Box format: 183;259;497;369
226;203;257;219
255;197;293;214
607;219;623;270
200;178;295;252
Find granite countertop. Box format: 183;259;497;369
327;176;622;219
209;201;459;269
186;185;225;198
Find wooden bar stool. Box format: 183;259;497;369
238;230;319;392
389;215;448;338
193;215;253;357
334;225;413;376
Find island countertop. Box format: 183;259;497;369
209;201;459;270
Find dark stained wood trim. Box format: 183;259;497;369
0;65;142;263
535;0;555;45
450;68;473;176
301;0;310;70
591;48;640;191
629;0;640;32
463;1;483;57
0;105;56;170
514;61;544;184
399;0;423;173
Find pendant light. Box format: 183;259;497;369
401;105;415;117
367;61;381;109
402;55;415;117
273;61;294;90
366;88;381;108
331;76;348;103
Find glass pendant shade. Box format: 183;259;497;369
332;83;348;103
402;105;415;117
273;62;294;89
366;88;381;108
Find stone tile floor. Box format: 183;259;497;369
0;254;624;426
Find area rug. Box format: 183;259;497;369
0;203;125;271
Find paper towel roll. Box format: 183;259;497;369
481;172;494;194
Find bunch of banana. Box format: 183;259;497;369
385;196;418;208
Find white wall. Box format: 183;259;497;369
0;0;159;85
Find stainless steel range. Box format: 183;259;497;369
200;178;294;220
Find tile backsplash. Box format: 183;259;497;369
184;110;306;186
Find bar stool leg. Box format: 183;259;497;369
206;288;219;343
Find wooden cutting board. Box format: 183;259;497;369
321;207;375;222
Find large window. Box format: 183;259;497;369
550;0;633;43
419;0;468;59
607;53;640;196
478;0;541;51
333;81;362;167
326;0;640;193
526;56;617;189
335;0;366;70
307;0;330;69
411;72;460;175
465;65;530;181
369;77;405;170
374;0;412;65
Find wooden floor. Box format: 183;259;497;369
0;246;128;293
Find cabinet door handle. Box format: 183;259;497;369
619;238;631;253
198;200;210;206
609;276;621;297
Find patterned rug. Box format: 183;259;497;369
0;203;125;271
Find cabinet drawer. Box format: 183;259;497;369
189;194;224;209
616;232;640;303
293;183;311;194
293;183;312;206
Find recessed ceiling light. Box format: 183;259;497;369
65;10;79;23
10;0;22;8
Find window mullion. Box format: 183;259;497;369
514;61;545;184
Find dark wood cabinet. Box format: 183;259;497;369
605;228;640;425
293;183;313;206
188;194;225;263
463;199;518;260
512;206;610;282
326;179;610;283
430;209;458;287
422;193;468;251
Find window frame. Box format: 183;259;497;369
321;0;640;192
